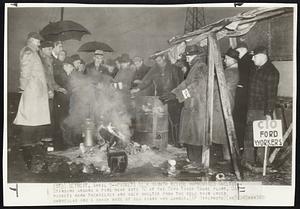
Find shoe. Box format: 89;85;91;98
21;146;33;169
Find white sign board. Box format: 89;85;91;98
253;120;283;147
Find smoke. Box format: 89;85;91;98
64;73;133;144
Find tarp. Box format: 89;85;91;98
150;7;293;62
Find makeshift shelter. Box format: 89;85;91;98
151;7;294;180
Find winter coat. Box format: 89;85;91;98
171;56;208;146
84;62;114;85
137;63;182;96
40;52;61;97
212;65;239;145
14;44;50;126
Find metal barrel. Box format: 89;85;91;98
134;96;168;151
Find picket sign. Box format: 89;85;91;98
253;120;283;176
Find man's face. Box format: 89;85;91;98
155;56;166;69
120;62;130;70
63;63;74;75
42;47;53;57
252;53;266;67
73;60;81;69
53;43;63;54
58;51;66;62
94;54;104;64
31;38;41;48
115;60;121;69
134;60;143;69
78;63;85;72
224;55;236;68
186;55;197;64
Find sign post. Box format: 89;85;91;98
253;120;283;176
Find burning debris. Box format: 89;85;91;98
64;75;133;146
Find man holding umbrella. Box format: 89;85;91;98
52;41;64;74
39;40;67;137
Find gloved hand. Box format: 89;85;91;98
159;92;177;104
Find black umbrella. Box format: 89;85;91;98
78;41;114;52
40;20;91;42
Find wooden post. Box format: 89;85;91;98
202;35;215;168
211;33;242;180
229;37;237;48
263;146;268;176
269;123;293;164
60;7;64;21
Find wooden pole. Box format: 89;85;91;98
269;123;293;164
202;35;215;168
229;37;237;48
263;146;268;176
60;7;64;21
210;33;242;180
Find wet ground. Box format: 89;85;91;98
7;143;292;185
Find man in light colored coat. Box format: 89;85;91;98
14;32;50;167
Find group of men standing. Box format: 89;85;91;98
13;31;280;172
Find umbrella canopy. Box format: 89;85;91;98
40;20;91;42
78;41;114;52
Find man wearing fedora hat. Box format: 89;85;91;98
13;32;51;167
85;50;114;84
113;53;135;93
40;41;67;137
243;46;279;169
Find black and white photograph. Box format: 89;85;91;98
3;3;297;206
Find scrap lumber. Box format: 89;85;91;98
211;34;242;180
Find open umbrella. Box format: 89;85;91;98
78;41;114;52
40;20;91;42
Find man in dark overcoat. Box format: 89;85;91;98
233;42;255;151
131;53;183;146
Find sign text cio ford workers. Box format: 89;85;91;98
253;120;283;147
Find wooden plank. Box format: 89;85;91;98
269;123;293;164
206;35;215;146
168;8;292;45
229;37;237;48
211;34;242;180
202;35;215;168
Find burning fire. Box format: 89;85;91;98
64;73;133;146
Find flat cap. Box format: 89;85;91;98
185;45;206;56
119;53;131;63
27;32;43;40
225;48;239;60
40;40;53;48
252;46;268;56
63;57;74;65
70;54;81;62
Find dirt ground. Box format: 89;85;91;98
7;142;292;185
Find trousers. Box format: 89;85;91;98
243;109;266;164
